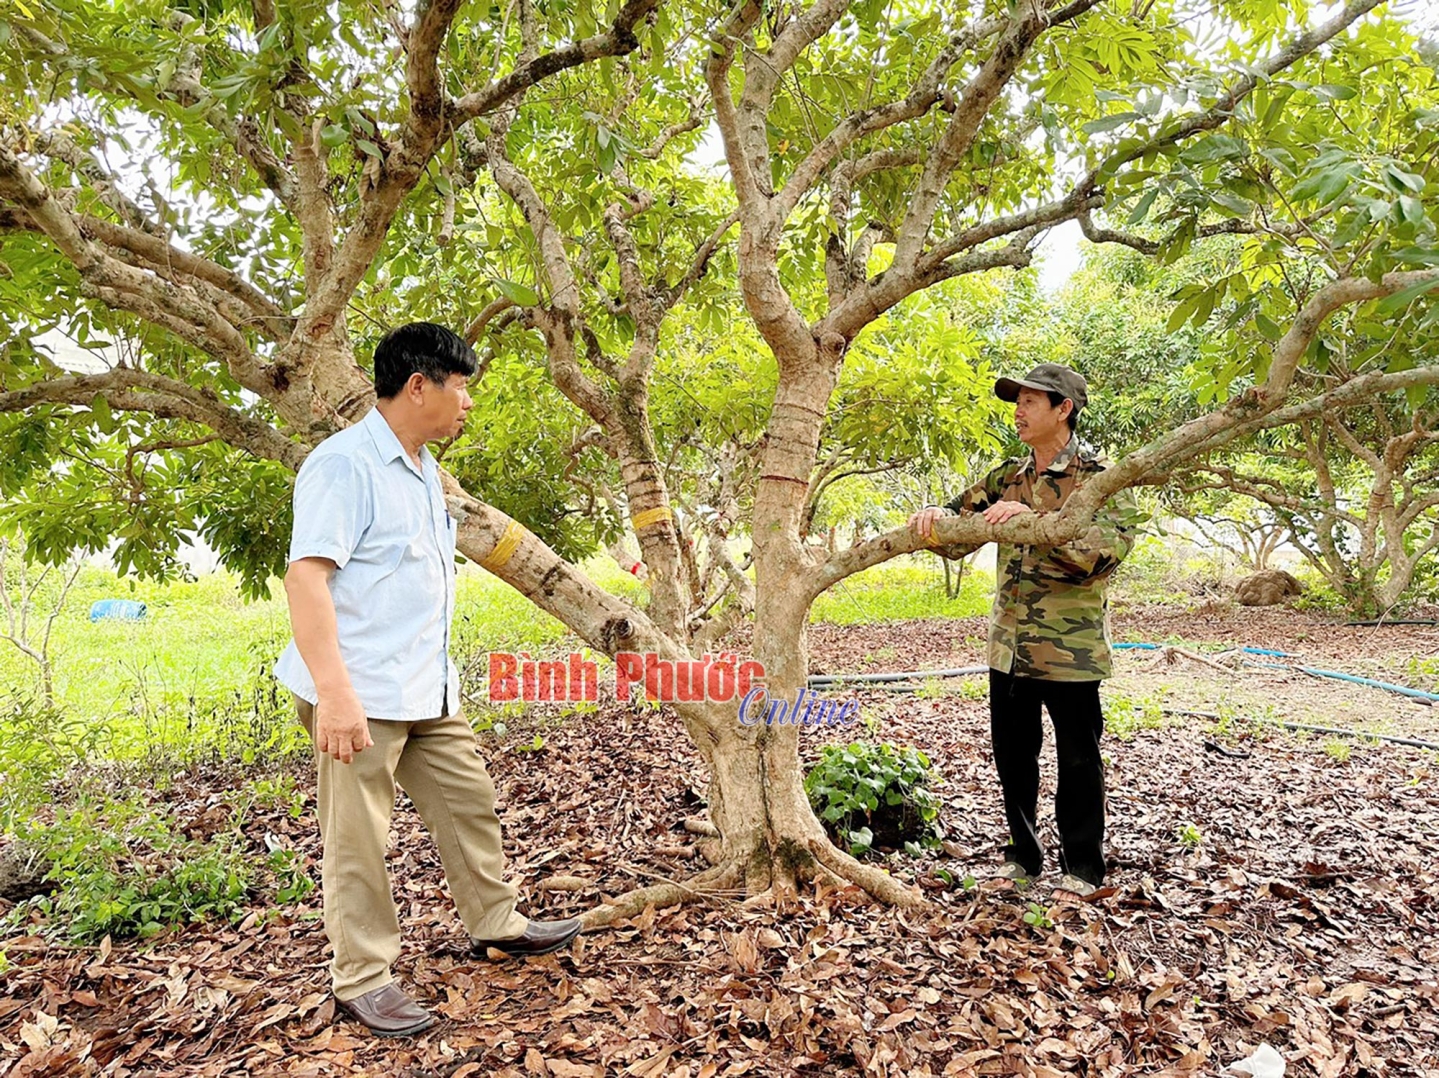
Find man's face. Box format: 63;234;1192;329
418;372;474;440
1013;387;1070;447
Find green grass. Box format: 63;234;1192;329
0;558;648;764
1;554;988;764
810;559;993;625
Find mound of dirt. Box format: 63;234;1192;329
1235;569;1303;606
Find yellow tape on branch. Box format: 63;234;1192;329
631;506;673;530
481;519;525;571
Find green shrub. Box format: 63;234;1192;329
0;695;106;833
804;742;944;857
20;797;251;941
5;774;320;942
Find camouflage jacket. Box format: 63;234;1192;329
942;438;1139;681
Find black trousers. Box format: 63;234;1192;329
989;668;1107;885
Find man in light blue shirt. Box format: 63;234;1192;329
277;322;580;1037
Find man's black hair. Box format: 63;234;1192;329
373;322;477;399
1045;389;1080;432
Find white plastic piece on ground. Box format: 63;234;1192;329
1226;1043;1286;1078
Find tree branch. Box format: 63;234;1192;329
662;210;740;311
0;145;273;394
811;347;1439;596
31;128;164;237
1075;205;1312;256
638;98;707;159
294;121;337;283
781;17;1011;223
464;298;516;345
161;14;298;208
742;0;851;111
405;0;467;143
891;5;1076;270
0;370;307;470
826;228;1040;339
0;205;291;340
288;0;659;371
705;0;766;203
449;0;661;124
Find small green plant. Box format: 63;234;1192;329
956;678;987;702
240;775;307;820
1210;701;1241;738
515;733;546;752
1403;655;1439;684
1176;822;1203;849
861;707;883;737
1322;738;1352;763
263;835;316;905
1022;902;1053;930
915;677;948;700
1103;691;1168;740
804;742;944;858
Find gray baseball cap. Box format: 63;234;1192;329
994;363;1088;413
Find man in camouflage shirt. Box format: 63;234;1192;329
910;363;1138;897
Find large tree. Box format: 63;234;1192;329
3;0;1439;917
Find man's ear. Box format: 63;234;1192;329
405;371;428;400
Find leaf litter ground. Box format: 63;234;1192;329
2;605;1436;1077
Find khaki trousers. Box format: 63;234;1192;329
295;698;527;1000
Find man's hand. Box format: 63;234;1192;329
315;688;373;764
983;500;1033;526
908;506;951;543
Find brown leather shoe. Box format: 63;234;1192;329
471;917;582;959
334;983;436;1037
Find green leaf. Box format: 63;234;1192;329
1392;247;1439;266
90;393;113;433
1315;168;1354;204
1384;164;1427;196
1211;191;1255;216
1166;294;1198;333
1083;112;1143;135
493;279;540;306
1375;277;1439;316
1192;284;1219;327
1406;383;1428;413
1127;188;1159;225
1178;135;1248;165
355;139;383;159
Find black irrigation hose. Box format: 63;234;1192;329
1345;619;1439;627
1164;709;1439;752
806;666;988;687
806;665;1439;750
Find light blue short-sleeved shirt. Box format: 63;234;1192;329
274;407;459;720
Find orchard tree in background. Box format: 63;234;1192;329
3;0;1439;915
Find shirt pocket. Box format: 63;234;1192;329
358;497;431;576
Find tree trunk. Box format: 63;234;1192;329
680;582;923;908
